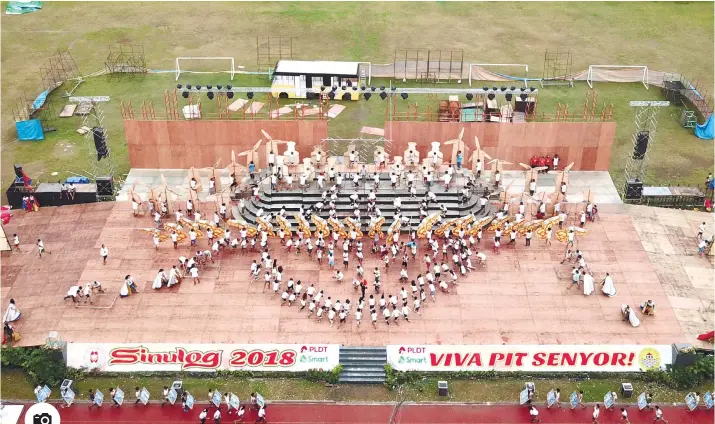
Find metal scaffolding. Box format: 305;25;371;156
80;102;122;198
256;36;293;73
540;49;573;88
105;45;147;78
623;100;669;185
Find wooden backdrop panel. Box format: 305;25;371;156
125;120;328;168
385;121;616;171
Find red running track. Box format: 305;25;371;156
16;402;715;423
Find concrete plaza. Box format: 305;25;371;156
2;199;712;348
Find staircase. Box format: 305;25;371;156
240;172;491;231
338;346;387;384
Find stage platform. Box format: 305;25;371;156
1;199;711;349
117;169;622;204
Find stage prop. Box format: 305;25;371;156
386;121;615;171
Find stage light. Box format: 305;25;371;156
510;86;516;91
500;86;507;91
529;87;536;92
492;86;498;91
186;84;192;89
520;87;526;92
217;84;222;90
328;91;335;99
182;91;189;98
505;93;512;101
380;92;387;100
371;86;376;91
483;86;488;91
520;93;527;100
207;84;212;89
196;85;201;90
401;93;408;100
207;91;214;100
380;85;385;91
391;86;397;91
352;86;358;91
177;84;182;89
226;84;232;90
247;92;254;99
227;92;234;99
488;93;496;100
360;85;366;90
364;93;371;101
341;86;347;90
466;93;473;101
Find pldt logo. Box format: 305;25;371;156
398;346;425;354
301;345;328;353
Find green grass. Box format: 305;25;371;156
1;370;710;404
1;2;713;193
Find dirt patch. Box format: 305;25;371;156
52;140;78;158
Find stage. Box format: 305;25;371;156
1;197;711;348
117;169;622;204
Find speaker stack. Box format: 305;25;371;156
624;179;643;200
93;127;109;161
96;177;114;196
633;131;649;160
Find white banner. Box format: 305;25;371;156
387;345;672;372
67;343;339;372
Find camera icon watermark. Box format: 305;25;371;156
24;402;60;424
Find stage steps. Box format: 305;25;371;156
240;185;487;230
338;346;387;384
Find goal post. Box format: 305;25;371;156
175;57;236;81
586;65;649;89
468;63;529;87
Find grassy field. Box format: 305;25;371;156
2;370;711;404
1;2;713;193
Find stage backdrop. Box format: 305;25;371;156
124;120;328;168
385;121;616;171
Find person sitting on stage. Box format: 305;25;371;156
536;202;546;219
475;251;487;267
621;304;641;327
537;156;546;172
460;187;470;204
640;300;656;316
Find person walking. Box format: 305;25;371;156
653;405;668;423
36;239;50;257
100;244;109;265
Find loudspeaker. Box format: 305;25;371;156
14;164;24;180
96;177;113;196
633;131;649;160
93;127;109;161
437;381;449;396
620;382;633;398
624;179;643;200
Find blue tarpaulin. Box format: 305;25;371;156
16;119;44;141
695;115;714;140
32;89;49;109
6;1;42;14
